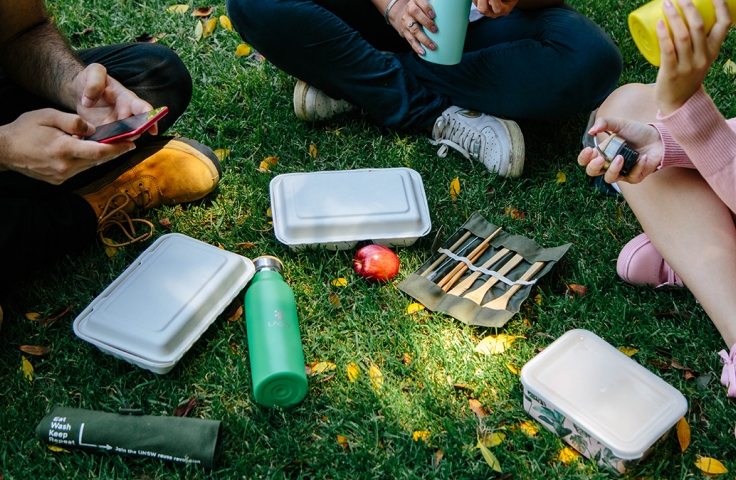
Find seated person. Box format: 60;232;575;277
226;0;622;178
0;0;222;292
578;0;735;397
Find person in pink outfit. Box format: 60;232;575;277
577;0;736;399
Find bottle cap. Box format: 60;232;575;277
253;255;283;274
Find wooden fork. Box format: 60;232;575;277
420;231;472;277
446;248;510;297
482;261;545;310
462;253;524;304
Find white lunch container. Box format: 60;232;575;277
73;233;255;374
269;168;431;250
520;329;687;473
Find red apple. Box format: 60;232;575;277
353;245;400;282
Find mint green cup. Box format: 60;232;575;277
421;0;472;65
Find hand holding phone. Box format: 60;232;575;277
84;106;168;144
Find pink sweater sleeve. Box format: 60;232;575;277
653;87;736;211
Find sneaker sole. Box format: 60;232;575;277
496;119;525;178
293;80;312;121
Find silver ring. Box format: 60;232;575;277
407;20;416;28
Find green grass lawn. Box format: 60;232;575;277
1;0;734;478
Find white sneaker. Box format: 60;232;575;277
431;106;525;178
293;80;356;122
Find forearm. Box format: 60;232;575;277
0;5;83;110
371;0;408;24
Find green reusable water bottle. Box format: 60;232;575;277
245;256;308;408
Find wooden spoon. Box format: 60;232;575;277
482;261;545;311
446;248;510;297
462;254;524;304
436;227;502;290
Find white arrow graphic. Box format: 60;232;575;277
78;423;113;450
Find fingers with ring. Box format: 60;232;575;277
407;20;416;28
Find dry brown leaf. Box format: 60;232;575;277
402;352;412;365
336;434;350;451
369;364;383;390
19;345;51;356
166;4;189;14
21;356;33;381
694;456;728;474
158;217;172;230
671;358;692;371
433;449;444;468
235;44;252;56
219;15;232;31
676;417;690;453
474;334;523;355
347;362;359;382
566;284;587;297
38;304;74;327
449;177;460;200
328;293;341;306
518;420;539;436
412;430;430;442
173;396;197;417
684;371;695;380
505;207;525;220
191;6;213;16
236;242;256;249
309;144;318;158
557;446;580;464
617;347;639;357
468;398;487;418
228;305;243;322
203;17;217;38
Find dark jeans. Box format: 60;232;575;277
226;0;622;130
0;43;192;290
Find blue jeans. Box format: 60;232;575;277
226;0;622;130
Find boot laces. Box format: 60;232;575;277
431;115;481;161
97;193;154;247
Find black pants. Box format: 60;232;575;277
0;43;192;291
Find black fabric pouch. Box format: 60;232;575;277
399;212;571;328
36;406;221;469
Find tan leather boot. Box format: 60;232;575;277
73;137;221;246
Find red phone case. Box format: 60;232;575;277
89;106;169;144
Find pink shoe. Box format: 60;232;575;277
719;344;736;398
617;233;684;288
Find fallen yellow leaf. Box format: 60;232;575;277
694;456;728;474
725;59;736;74
407;302;425;314
556;171;566;184
21;356;33;381
220;15;233;31
228;305;243;322
311;362;336;374
347;362;359;382
369;364;383;390
474;334;524;355
331;278;348;287
412;430;430;442
259;156;278;171
47;445;70;453
518;420;539;437
203;17;217;38
402;352;412;365
677;417;690;453
235;43;251;56
433;449;444;468
103;237;118;257
534;293;542;305
309;144;318;158
449;177;461;200
166;4;189;14
25;312;41;321
213;149;230;161
557;446;580;464
336;434;350;450
617;346;639;357
480;432;505;448
194;20;203;40
505;363;520;375
266;207;272;217
476;438;502;472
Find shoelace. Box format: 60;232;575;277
431;116;480;161
97;193;154;247
718;344;736;398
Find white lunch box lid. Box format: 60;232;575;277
73;233;255;374
520;329;687;459
269;168;431;249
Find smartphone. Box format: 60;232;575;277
84;106;168;144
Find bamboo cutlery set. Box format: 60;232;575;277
398;212;571;327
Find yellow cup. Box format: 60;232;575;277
628;0;736;65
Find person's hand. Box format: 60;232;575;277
655;0;731;115
473;0;519;19
73;63;159;135
578;117;663;184
0;109;135;184
393;0;438;56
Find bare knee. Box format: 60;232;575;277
597;83;658;124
